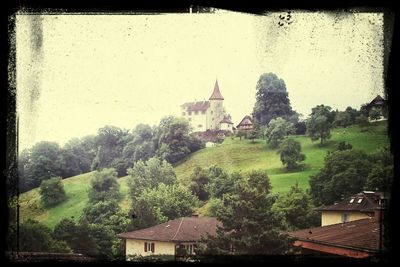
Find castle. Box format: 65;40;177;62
180;80;233;133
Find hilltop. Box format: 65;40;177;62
19;121;389;229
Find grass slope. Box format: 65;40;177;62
19;121;389;229
175;121;389;192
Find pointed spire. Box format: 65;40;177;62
209;79;224;100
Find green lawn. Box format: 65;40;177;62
19;121;389;229
175;121;389;193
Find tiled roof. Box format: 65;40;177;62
368;95;386;106
117;217;220;242
182;101;210;112
209;80;224;100
317;191;384;212
236;115;253;128
220;116;233;124
289;217;381;252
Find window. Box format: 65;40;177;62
349;197;355;203
188;118;192;121
198;124;202;128
188;111;192;116
144;242;155;253
182;112;186;116
202;110;206;114
184;244;194;255
341;213;349;223
195;111;198;115
357;198;363;203
211;111;213;114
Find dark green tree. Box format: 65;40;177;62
39;177;67;207
309;150;373;206
19;219;72;253
364;148;394;193
252;73;295;126
306;105;333;146
333;111;352;128
197;171;291;255
88;168;120;203
189;167;211;201
355;114;369;132
279;139;306;170
345;106;359;124
272;183;319;230
369;109;382;121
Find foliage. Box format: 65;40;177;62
364;148;394;193
272;183;319;230
264;117;294;148
39;177;67;207
355;114;369;131
309;150;373;206
279;139;306;170
189;167;211;201
19;219;72;253
294;121;307;135
252;73;294;126
333;111;352;128
53;218;99;256
306;105;333;145
369;109;382;120
345;106;359;124
88;168;120;203
130;183;198;229
127;157;176;199
197;171;291;255
246;129;259;143
336;141;353;151
236;130;247;141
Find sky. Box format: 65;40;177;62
15;10;386;151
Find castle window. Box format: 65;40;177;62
195;111;198;115
182;112;186;116
188;118;192;121
211;111;213;114
189;111;192;116
198;124;202;128
202;110;206;114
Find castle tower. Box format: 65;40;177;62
207;80;225;130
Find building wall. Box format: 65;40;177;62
181;107;207;132
321;211;371;226
125;239;176;258
220;123;232;132
209;99;224;130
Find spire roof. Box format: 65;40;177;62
209;80;224;100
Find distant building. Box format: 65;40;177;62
289;191;387;258
366;95;388;120
117;216;220;260
181;80;232;133
236;115;253;131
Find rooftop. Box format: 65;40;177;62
289;217;381;253
236;115;253;128
117;217;220;242
209;80;224;100
182;101;210;112
317;191;385;212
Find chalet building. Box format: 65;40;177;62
289;191;387;258
318;191;385;226
236;115;253;131
366;95;388;120
117;216;220;260
181;80;233;133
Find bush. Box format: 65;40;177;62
39;177;67;207
279;139;306;170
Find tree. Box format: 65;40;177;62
272;183;319;230
369;109;381;121
364;149;394;193
88;168;120;204
252;73;294;126
309;150;373;206
246;129;259;143
279;139;306;170
130;184;198;229
355;114;369;132
53;218;99;256
306;105;333;146
189;167;211;201
333;111;352;128
345;106;359;124
19;219;72;253
264;117;295;148
336;141;353;151
197;171;291;255
236;130;247;141
127;157;176;199
39;177;67;207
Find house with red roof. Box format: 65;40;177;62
117;216;220;260
289;191;387;258
180;80;233;133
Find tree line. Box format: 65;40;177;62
18;116;204;193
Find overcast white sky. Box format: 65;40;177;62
16;10;385;151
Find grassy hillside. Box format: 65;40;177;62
175;121;389;192
19;121;389;229
19;172;131;229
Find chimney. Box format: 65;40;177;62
374;206;384;221
192;212;199;218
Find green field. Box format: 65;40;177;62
19;121;389;229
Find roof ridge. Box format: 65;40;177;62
171;217;184;241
